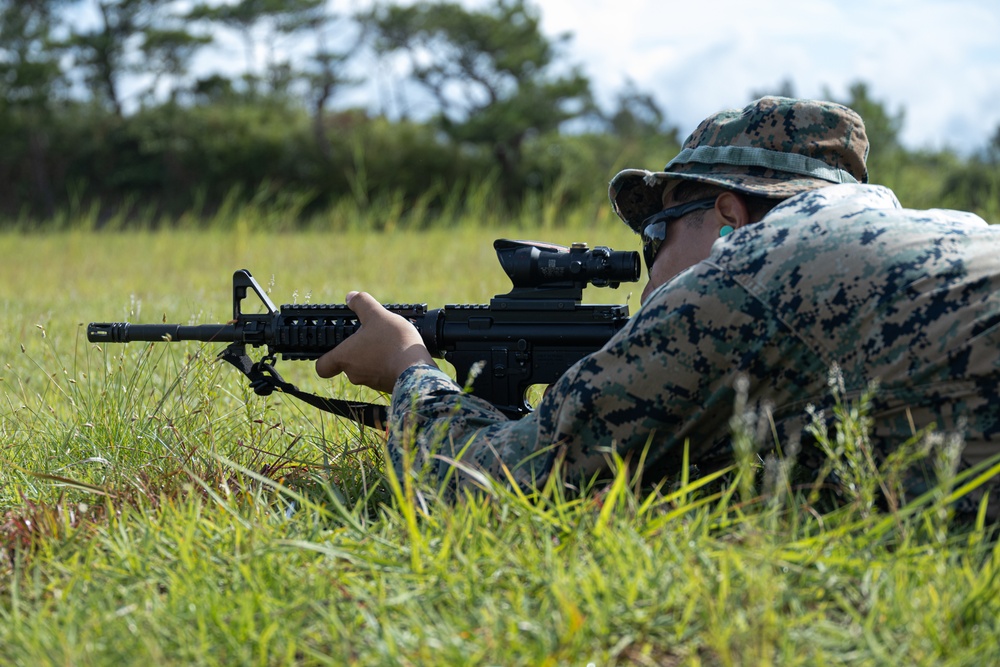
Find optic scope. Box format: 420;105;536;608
494;239;640;295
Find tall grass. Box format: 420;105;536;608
1;203;999;665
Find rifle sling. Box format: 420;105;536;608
219;344;388;430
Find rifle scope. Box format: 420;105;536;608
494;239;640;290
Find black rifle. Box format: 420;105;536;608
88;239;639;428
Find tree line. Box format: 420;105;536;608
2;0;998;227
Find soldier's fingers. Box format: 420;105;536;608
315;345;345;378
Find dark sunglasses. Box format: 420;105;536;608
640;197;717;273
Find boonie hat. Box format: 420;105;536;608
609;96;870;232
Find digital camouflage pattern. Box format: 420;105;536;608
388;184;1000;517
610;96;870;232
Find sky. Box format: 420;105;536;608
531;0;1000;154
334;0;1000;155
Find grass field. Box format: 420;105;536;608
2;218;999;666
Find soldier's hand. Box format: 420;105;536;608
315;291;436;394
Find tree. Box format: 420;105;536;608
272;1;359;160
302;38;358;162
0;0;76;215
987;124;1000;165
62;0;207;116
186;0;357;158
360;0;593;190
606;78;673;140
0;0;70;110
137;27;212;105
186;0;327;97
829;81;905;155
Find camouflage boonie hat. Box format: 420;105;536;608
609;96;870;232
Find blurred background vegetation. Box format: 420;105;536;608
2;0;999;229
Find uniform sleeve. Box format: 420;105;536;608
387;364;549;490
386;260;822;492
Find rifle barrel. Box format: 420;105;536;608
88;322;239;343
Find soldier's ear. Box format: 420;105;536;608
714;191;751;231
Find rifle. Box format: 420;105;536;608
88;239;639;428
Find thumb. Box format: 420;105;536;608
344;291;380;321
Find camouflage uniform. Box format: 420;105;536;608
386;98;1000;515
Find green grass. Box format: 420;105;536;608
1;217;999;666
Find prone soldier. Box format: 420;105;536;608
316;96;1000;517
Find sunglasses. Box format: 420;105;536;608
640;197;717;273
